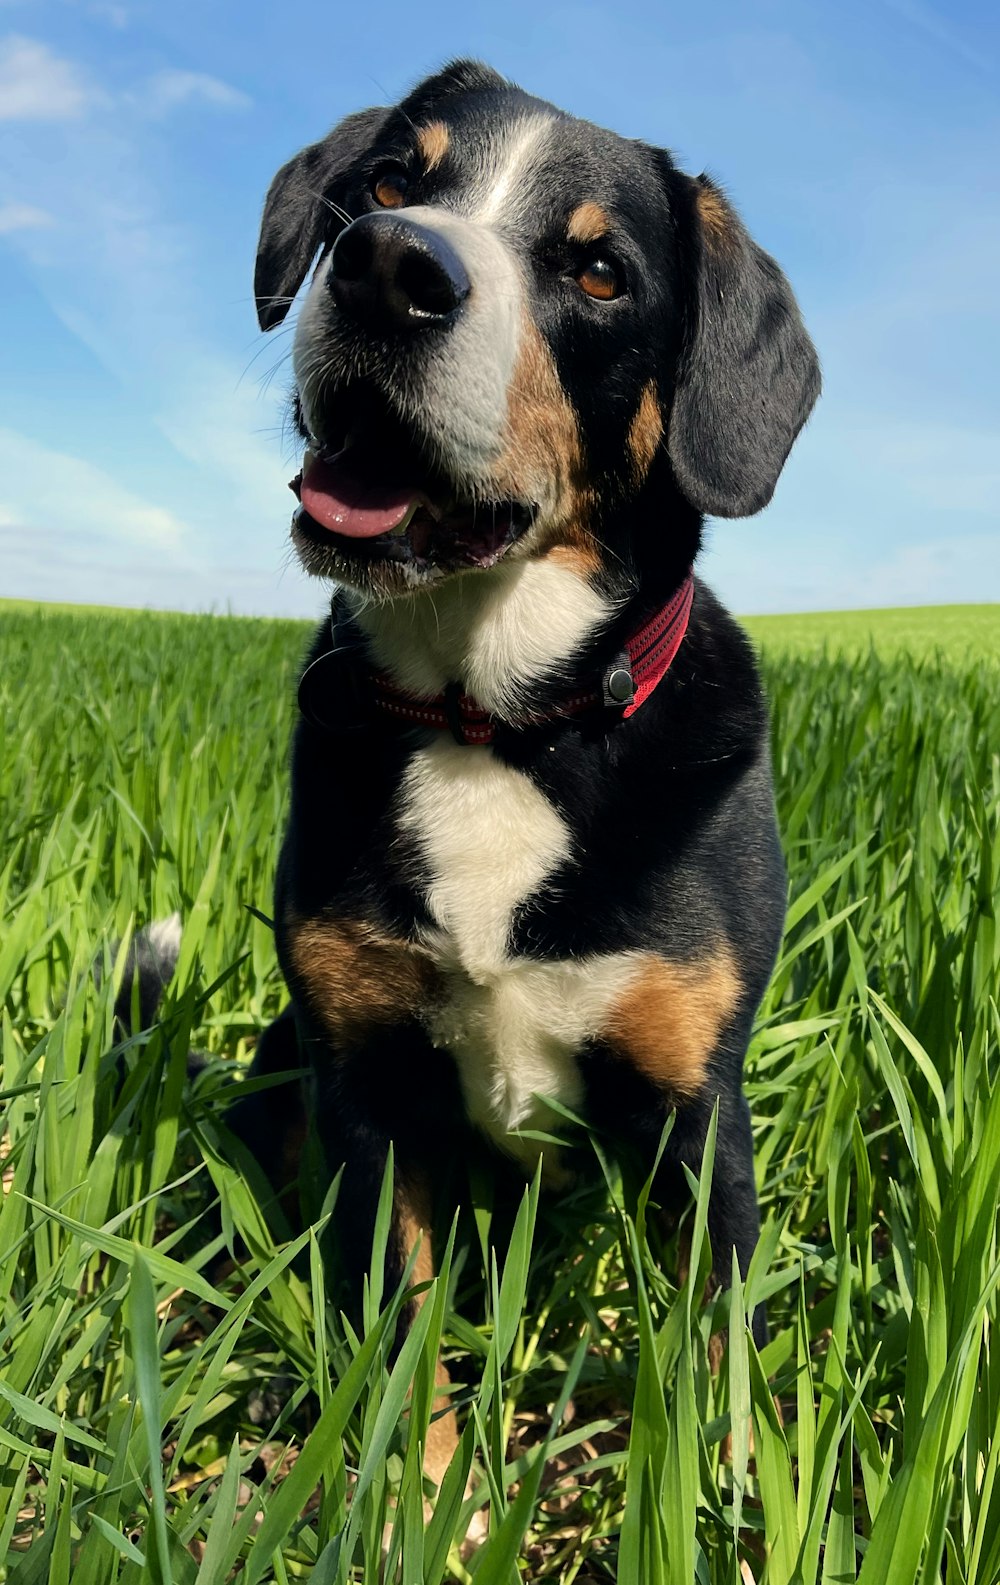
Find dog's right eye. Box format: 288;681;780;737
372;167;410;209
576;257;622;301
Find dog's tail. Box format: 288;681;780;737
110;912;183;1033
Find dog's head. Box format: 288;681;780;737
256;61;820;600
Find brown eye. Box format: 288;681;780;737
576;257;621;300
372;167;409;208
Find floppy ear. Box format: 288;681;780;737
254;106;387;331
666;171;821;518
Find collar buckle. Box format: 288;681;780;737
602;652;635;710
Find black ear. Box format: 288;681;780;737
665;170;821;518
254;106;386;331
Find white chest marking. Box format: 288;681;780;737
398;738;570;980
396;738;641;1168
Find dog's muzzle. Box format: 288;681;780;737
329;214;472;334
290;206;535;583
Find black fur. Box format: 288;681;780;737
107;919;182;1036
235;62;820;1358
255;106;388;331
663;167;821;517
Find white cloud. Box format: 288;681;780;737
704;517;1000;616
0;66;294;597
0;201;53;233
0;428;191;554
0;35;97;120
0;39;246;131
826;418;1000;516
141;69;251;117
839;532;1000;609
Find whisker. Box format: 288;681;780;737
238;333;294;388
258;349;294;397
306;188;354;227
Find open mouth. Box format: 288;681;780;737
290;415;535;575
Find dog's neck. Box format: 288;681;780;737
346;554;622;719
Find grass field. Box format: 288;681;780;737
1;596;999;1583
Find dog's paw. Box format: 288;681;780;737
381;1482;489;1568
459;1501;490;1558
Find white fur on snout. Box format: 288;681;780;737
399;206;523;478
293;252;337;442
291;209;523;481
292;115;558;492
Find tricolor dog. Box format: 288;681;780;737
231;59;819;1496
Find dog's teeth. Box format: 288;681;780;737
389;502;420;538
303;447;315;472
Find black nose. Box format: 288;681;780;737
329;214;470;331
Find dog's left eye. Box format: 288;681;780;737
372;167;410;209
576;257;622;301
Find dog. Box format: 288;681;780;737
229;57;820;1504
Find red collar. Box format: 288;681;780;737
365;573;695;745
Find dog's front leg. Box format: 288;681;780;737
659;1087;766;1347
303;1019;474;1514
223;1004;309;1227
587;984;767;1345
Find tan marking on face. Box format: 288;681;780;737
417;121;450;173
601;947;741;1096
567;200;610;244
494;312;595;556
628;381;663;482
544;541;602;577
695;180;732;247
285;915;440;1044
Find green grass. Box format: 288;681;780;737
1;599;998;1583
743;603;1000;660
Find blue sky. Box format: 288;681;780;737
0;0;997;618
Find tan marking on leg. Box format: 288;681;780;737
395;1178;461;1489
708;1328;726;1375
417;121;450;172
601;947;741;1096
628;381;663;482
285;915;440;1045
396;1176;435;1304
567;200;610;243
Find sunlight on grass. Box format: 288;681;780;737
1;601;998;1581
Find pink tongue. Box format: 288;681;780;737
300;454;418;538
